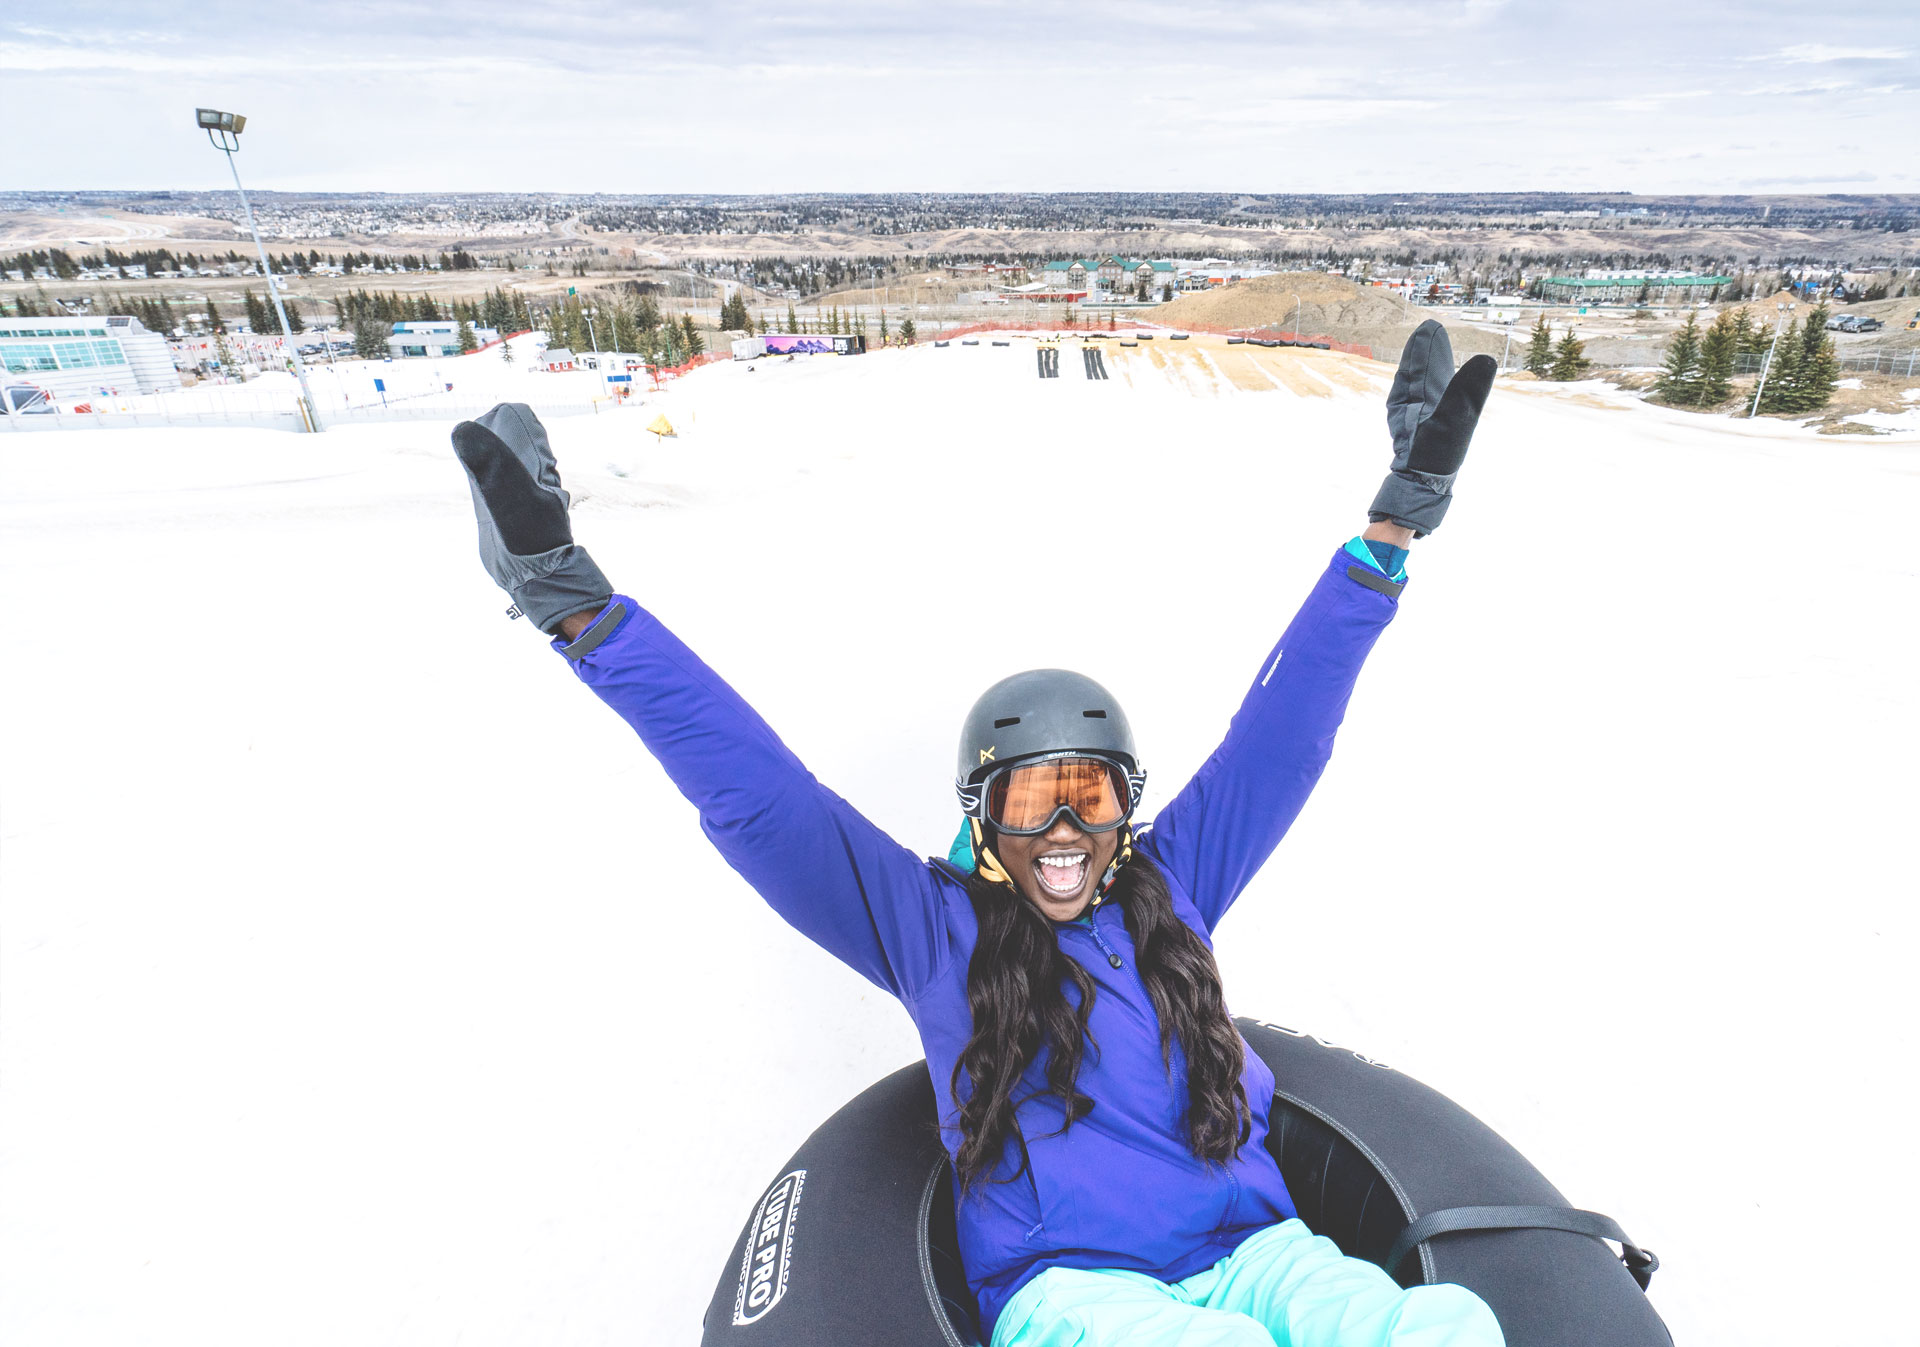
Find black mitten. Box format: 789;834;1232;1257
1368;320;1497;537
451;404;611;632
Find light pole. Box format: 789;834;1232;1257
196;109;320;431
1750;300;1791;418
1285;292;1301;339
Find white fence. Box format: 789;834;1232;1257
1732;348;1920;377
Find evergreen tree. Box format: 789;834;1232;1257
611;302;639;354
1655;313;1702;404
680;313;704;357
1524;314;1553;376
899;317;916;344
482;289;509;333
1727;309;1755;360
635;294;663;333
353;317;390;360
213;326;239;381
243;288;274;334
283;298;305;333
1756;318;1804;414
785;301;798;334
1549;329;1588;381
1696;312;1736;406
880;310;889;344
457;318;477;353
500;332;516;364
1794;305;1839;411
204;298;226;333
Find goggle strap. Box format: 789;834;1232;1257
1092;823;1134;906
971;817;1017;889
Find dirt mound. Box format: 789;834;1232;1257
1726;289;1829;326
1149;272;1367;330
1148;272;1504;362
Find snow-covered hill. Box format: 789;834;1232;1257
3;337;1914;1347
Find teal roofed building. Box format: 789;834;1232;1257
1041;255;1176;296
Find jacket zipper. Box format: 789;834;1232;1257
1084;907;1186;1113
1085;909;1125;969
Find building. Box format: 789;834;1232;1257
0;314;182;397
541;348;577;371
387;320;498;358
1539;275;1732;304
1039;255;1177;298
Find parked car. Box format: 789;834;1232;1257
1825;314;1857;331
1853;317;1883;332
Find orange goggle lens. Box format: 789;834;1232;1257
985;757;1130;835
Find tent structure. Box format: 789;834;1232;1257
646;413;676;439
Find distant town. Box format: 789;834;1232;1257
4;188;1916;427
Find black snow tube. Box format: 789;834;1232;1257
700;1018;1669;1347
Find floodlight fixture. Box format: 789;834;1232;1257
197;108;247;152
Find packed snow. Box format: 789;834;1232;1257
3;336;1915;1347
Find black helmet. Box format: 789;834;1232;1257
954;669;1146;818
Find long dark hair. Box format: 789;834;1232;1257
949;839;1251;1190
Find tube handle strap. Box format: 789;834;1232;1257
1383;1204;1658;1292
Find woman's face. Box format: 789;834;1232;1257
994;814;1121;922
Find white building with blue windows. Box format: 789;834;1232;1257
387;320;499;359
0;315;181;398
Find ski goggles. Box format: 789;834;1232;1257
961;754;1145;836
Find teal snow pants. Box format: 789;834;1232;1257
990;1219;1504;1347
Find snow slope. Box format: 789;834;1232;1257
2;338;1915;1347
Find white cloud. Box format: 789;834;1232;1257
1775;43;1909;63
2;1;1917;191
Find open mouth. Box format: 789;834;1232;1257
1035;851;1089;897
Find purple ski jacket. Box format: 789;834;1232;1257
560;545;1400;1337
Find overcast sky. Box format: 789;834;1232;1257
6;0;1916;195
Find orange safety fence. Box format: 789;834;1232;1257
646;350;730;380
469;328;532;354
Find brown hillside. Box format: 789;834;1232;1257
1148;272;1505;362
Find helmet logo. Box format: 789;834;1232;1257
978;747;995;765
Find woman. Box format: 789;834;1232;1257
452;322;1502;1347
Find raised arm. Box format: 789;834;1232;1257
453;404;952;1000
1138;539;1401;931
1143;321;1496;932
